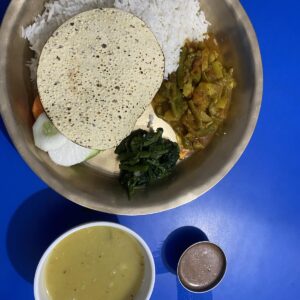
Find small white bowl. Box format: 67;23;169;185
34;222;155;300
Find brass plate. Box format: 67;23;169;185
0;0;263;215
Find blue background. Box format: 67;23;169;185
1;0;300;299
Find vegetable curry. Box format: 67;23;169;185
152;35;236;151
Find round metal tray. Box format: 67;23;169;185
0;0;263;215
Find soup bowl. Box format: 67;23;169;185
34;222;155;300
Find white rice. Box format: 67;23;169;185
22;0;209;80
115;0;209;76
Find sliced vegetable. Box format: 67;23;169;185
32;95;44;119
33;113;67;151
48;139;100;167
177;46;188;89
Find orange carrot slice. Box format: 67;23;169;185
32;95;44;119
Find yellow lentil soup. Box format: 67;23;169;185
44;226;145;300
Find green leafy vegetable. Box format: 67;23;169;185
115;128;180;197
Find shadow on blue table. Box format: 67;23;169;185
162;226;209;274
154;226;213;299
6;188;119;283
0;116;14;148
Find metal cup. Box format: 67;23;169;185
177;241;227;293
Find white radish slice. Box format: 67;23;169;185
48;139;100;167
33;113;67;151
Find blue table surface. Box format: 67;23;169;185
1;0;300;299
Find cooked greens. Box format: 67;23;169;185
152;36;236;151
115;128;179;197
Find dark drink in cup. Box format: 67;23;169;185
177;242;226;293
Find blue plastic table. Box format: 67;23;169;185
1;1;300;299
